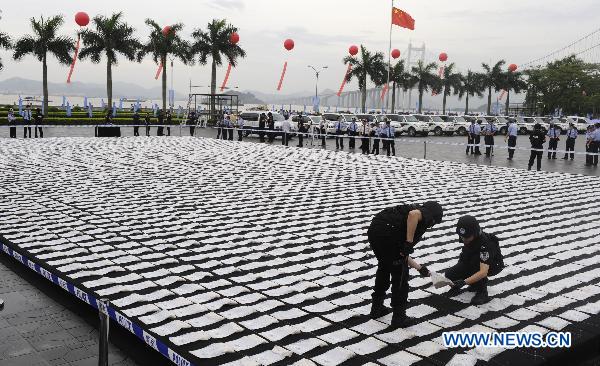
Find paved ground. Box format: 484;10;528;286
0;255;141;366
1;125;597;176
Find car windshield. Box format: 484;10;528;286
432;116;445;122
384;114;401;122
533;117;545;123
414;115;429;122
323;114;341;121
496;117;508;124
309;116;323;123
454;117;467;122
355;114;375;122
272;114;285;121
405;115;419;122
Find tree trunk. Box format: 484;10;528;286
107;59;113;112
211;59;217;122
361;86;367;113
162;55;167;112
418;84;424;113
487;86;492;115
505;89;510;116
391;81;396;113
442;86;447;115
465;94;470;114
42;54;48;117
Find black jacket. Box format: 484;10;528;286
529;130;546;149
367;204;432;246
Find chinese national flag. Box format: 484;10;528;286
392;7;415;30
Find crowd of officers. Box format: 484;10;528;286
465;118;600;170
6;105;44;138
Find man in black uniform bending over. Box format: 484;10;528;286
367;201;444;328
446;215;503;305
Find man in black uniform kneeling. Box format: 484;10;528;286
367;201;444;328
446;215;504;305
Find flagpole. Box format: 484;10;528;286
386;0;394;111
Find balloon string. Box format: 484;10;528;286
337;64;352;97
277;61;287;91
220;63;233;91
155;62;163;80
67;35;81;84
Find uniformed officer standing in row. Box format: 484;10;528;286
589;123;600;167
445;215;503;305
367;201;444;328
382;119;396;157
297;115;307;147
237;115;245;142
505;118;518;160
482;118;497;157
546;121;561;159
466;120;480;155
359;119;370;154
563;122;578;160
223;115;234;140
7;108;17;138
23;105;32;138
166;110;173;136
347;117;358;149
34;108;44;138
335;117;346;150
528;123;546;171
371;123;381;155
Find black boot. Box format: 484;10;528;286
391;305;416;328
471;288;490;305
369;296;392;319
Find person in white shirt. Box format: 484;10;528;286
504;120;518;160
23;105;32;138
563;122;578;160
7;108;17;138
359;119;370;154
281;118;292;146
334;117;346;149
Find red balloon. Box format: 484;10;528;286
75;12;89;27
349;45;358;56
162;26;173;36
284;39;295;51
391;49;401;59
439;52;448;62
508;63;518;72
230;32;240;44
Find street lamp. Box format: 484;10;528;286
308;65;328;113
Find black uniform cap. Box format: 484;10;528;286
421;201;443;226
456;215;481;238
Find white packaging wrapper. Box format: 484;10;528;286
430;272;454;289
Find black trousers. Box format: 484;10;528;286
335;132;344;149
297;133;304;147
133;126;139;136
238;130;243;141
9;127;16;138
372;138;380;155
217;127;222;139
564;138;575;159
259;129;265;142
157;127;164;136
348;131;356;149
360;137;370;154
529;150;543;170
268;129;275;142
228;129;234;141
507;136;517;159
34;126;43;138
387;139;395;156
282;132;289;146
445;258;487;292
321;129;326;147
474;135;481;154
368;234;409;306
591;142;599;166
466;135;474;154
189;126;195;136
548;139;558;158
484;136;494;156
166;127;171;136
24;126;31;138
145;126;150;136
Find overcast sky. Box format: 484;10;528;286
0;0;598;96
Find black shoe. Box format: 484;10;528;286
391;306;416;328
369;297;392;319
507;158;512;160
528;166;532;171
471;289;490;305
563;157;568;160
446;286;464;297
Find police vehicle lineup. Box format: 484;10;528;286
237;110;592;139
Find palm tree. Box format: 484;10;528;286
13;16;74;116
191;19;246;119
343;45;385;112
500;70;527;115
440;63;462;114
481;60;506;115
458;70;484;114
388;60;413;113
0;30;11;71
409;60;440;113
79;12;142;110
140;20;192;112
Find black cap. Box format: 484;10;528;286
421;201;443;226
534;123;542;130
456;215;481;238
